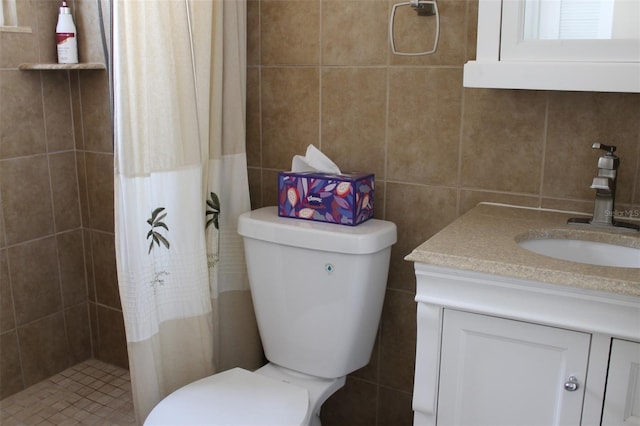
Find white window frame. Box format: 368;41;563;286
500;0;640;62
462;0;640;92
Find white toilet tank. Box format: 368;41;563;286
238;207;397;379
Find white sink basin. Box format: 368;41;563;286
518;238;640;268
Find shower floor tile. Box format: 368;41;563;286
0;359;135;425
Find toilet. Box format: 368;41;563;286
145;206;397;425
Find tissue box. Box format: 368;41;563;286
278;171;374;226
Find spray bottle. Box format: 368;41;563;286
56;1;78;64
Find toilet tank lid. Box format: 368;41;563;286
238;207;397;254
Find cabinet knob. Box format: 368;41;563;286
564;376;579;392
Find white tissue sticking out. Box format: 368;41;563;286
291;144;341;174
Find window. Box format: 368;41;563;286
463;0;640;92
500;0;640;62
523;0;638;40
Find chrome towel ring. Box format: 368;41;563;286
389;0;440;56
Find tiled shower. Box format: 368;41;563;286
1;1;639;426
1;0;127;401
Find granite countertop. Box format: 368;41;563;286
405;203;640;297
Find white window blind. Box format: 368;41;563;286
558;0;614;39
523;0;617;39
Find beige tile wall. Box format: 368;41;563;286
246;0;640;424
0;0;125;400
2;0;638;422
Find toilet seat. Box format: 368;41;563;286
144;368;310;426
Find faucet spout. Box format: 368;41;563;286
590;175;614;226
591;188;614;226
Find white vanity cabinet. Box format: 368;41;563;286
438;310;590;426
603;339;640;425
412;263;640;426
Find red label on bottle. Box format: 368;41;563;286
56;33;75;44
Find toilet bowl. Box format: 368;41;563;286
144;207;397;425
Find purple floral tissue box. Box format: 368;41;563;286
278;171;374;226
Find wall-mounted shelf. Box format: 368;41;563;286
18;63;106;70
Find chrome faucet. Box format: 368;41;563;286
568;143;639;232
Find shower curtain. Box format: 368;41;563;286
113;0;261;423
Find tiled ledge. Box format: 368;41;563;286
18;63;106;70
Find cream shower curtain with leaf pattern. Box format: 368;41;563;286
113;1;262;423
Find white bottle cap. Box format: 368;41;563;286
60;1;70;14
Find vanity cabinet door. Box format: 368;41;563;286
437;310;591;426
602;339;640;425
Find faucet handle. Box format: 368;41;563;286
592;143;619;170
592;143;616;154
